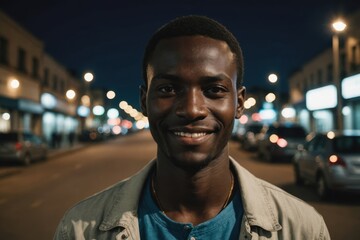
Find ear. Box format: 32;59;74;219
235;86;246;119
140;85;148;117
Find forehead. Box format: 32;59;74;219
151;35;233;61
147;36;236;79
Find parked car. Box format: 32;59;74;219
239;122;264;151
0;131;48;165
257;123;307;162
79;129;103;142
293;130;360;199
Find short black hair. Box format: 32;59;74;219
142;15;244;89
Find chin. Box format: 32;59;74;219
169;152;215;172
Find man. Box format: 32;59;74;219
54;15;330;240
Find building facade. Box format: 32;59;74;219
289;10;360;132
0;10;88;146
0;10;44;134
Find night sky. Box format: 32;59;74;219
1;0;360;109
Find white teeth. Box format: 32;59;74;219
174;132;207;138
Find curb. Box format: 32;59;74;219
47;144;89;159
0;168;22;179
0;144;89;180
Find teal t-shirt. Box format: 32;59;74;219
138;175;243;240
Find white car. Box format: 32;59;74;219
293;130;360;199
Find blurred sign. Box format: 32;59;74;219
342;73;360;99
306;85;337;111
77;106;90;117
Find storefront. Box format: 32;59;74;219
41;93;79;147
306;85;337;132
0;96;43;134
342;73;360;130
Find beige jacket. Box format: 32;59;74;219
54;157;330;240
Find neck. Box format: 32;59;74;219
152;154;234;225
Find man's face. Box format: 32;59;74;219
141;36;245;170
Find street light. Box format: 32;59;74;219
106;90;116;100
265;93;276;103
66;89;76;100
268;73;280;120
82;71;94;107
81;95;91;107
9;79;20;89
82;72;94;129
332;19;347;130
84;72;94;82
268;73;278;84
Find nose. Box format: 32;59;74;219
175;89;208;120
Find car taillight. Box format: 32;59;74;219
269;134;288;148
277;138;288;148
328;154;346;167
269;134;279;143
15;142;22;150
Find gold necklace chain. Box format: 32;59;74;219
151;171;234;214
221;172;234;210
151;173;166;213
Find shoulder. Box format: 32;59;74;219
61;160;155;220
53;180;129;239
53;183;119;239
230;158;330;239
259;180;330;239
260;179;322;220
64;180;127;219
231;157;323;222
54;161;155;239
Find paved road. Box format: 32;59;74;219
0;130;359;239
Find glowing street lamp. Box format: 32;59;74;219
119;101;128;109
268;73;278;84
332;20;347;32
106;90;116;99
81;95;91;107
66;89;76;100
244;97;256;109
332;19;347;130
265;93;276;103
10;79;20;89
267;73;280;120
84;72;94;82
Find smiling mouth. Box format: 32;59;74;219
173;132;208;138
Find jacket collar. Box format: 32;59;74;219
230;157;282;232
99;158;281;232
99;160;155;231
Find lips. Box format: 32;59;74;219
168;126;214;145
173;132;208;138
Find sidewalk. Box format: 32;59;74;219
48;142;87;159
0;142;88;179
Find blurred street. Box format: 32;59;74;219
0;130;359;240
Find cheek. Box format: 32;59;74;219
147;98;173;123
210;99;237;121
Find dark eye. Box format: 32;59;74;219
204;85;228;97
158;85;176;96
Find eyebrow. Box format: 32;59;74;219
199;74;233;84
151;74;181;82
152;73;233;84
